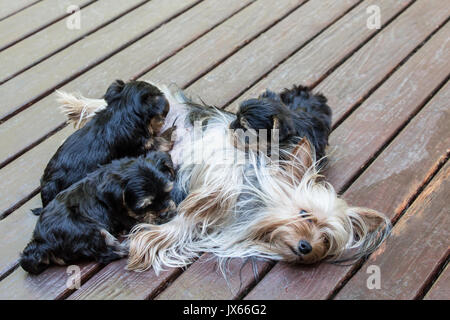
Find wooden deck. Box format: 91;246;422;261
0;0;448;300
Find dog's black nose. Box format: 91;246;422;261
298;240;312;254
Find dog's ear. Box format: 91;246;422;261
282;137;313;181
346;207;391;259
350;207;391;233
259;89;280;101
158;154;175;179
272;115;296;141
104;80;125;104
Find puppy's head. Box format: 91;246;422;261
124;155;175;217
104;80;170;135
20;240;50;275
230;95;296;142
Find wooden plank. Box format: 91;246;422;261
0;261;101;300
244;73;450;299
0;0;39;21
335;162;450;300
0;0;93;52
0;196;39;279
67;260;182;300
225;0;412;113
145;0;305;87
0;0;253;168
324;20;450;190
0;0;200;121
0;0;146;83
424;264;450;300
186;0;361;107
156;255;273;300
59;0;360;300
0;128;71;218
314;0;450;124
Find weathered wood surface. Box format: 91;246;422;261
0;261;102;300
0;196;40;279
0;0;39;21
0;0;146;83
0;0;200;121
424;264;450;300
226;0;412;113
0;0;93;52
67;260;183;300
146;0;305;88
187;0;361;107
335;161;450;300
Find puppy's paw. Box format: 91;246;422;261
100;229;128;258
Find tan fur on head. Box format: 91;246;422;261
56;91;107;129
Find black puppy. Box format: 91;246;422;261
20;151;175;275
230;85;332;161
36;80;170;210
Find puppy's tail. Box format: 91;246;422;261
56;91;107;129
20;240;50;275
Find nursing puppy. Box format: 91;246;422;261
20;151;175;275
57;83;391;275
230;86;331;161
36;80;170;211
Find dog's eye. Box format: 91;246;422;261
299;210;313;222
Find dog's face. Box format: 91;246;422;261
104;80;170;136
252;183;389;264
124;154;175;217
245;139;390;264
230;97;296;142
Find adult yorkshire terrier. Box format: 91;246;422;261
20;151;175;275
58;83;391;274
36;80;170;211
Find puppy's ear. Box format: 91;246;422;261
158;155;175;179
272;115;295;141
282;137;313;181
164;181;174;193
259;89;280;101
104;80;125;104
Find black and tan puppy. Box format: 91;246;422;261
230;85;332;161
20;151;175;275
36;80;170;211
